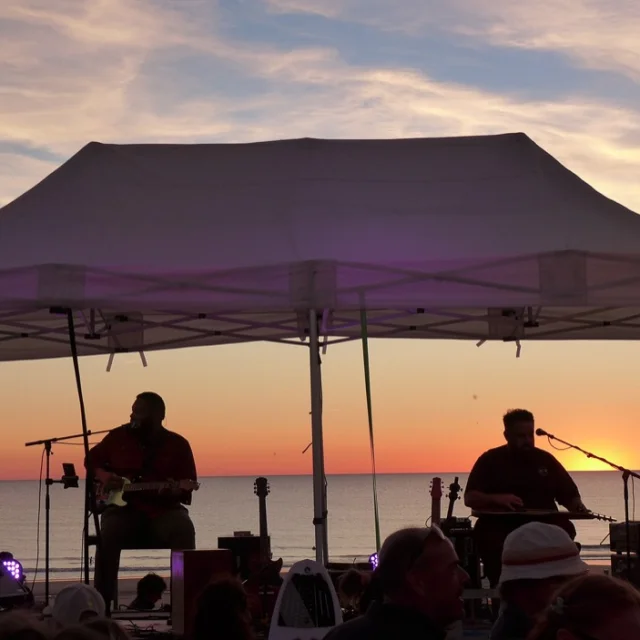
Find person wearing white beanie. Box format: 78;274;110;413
490;522;588;640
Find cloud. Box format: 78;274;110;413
455;0;640;81
265;0;640;81
1;0;640;216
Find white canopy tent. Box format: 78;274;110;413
2;132;640;564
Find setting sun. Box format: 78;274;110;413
559;446;631;472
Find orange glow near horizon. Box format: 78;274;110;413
1;339;639;481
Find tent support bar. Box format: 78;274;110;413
308;309;328;565
63;309;103;585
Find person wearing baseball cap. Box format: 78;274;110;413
325;526;469;640
45;583;106;628
490;522;589;640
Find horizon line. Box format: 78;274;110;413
0;469;624;482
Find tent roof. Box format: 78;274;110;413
1;132;640;362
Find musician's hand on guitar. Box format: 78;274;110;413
493;493;524;511
101;472;125;492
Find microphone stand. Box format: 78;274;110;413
25;429;112;603
540;430;639;578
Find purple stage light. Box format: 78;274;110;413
368;552;378;569
2;559;23;582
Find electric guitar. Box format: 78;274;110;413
429;477;443;527
95;477;200;509
244;477;283;626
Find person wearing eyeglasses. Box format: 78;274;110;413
324;526;469;640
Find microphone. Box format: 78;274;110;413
121;421;140;429
535;428;550;437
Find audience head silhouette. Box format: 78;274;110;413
375;526;469;625
529;573;640;639
192;577;253;640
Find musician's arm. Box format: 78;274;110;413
553;456;588;512
177;439;198;505
464;490;499;510
464;452;523;510
85;435;115;483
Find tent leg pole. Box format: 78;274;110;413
64;309;103;585
308;309;327;566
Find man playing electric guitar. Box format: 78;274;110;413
86;391;198;609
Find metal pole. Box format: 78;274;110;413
308;309;327;565
44;441;52;603
63;309;103;584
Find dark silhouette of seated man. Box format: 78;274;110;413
86;391;197;608
464;409;588;587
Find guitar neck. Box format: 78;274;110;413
446;501;454;520
431;498;441;526
258;497;270;562
446;479;461;520
122;482;169;493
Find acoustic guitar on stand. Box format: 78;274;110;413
244;477;283;626
429;477;443;527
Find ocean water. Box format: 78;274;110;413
0;471;635;582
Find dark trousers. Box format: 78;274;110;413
95;505;196;608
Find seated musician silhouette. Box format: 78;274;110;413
464;409;589;587
86;392;197;609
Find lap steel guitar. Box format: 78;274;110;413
471;508;615;522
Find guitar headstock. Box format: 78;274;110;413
254;476;270;498
429;476;443;500
447;477;462;502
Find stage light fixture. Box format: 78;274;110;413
368;552;378;570
0;553;31;609
1;558;23;583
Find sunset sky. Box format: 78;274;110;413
2;1;640;480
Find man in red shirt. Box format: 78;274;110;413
86;391;198;609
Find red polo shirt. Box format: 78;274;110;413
86;425;198;517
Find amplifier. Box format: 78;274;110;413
218;534;265;580
609;522;640;553
440;521;481;589
610;553;640;587
441;518;473;537
171;549;235;636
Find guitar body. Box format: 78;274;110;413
268;559;342;640
101;477;133;508
245;558;283;622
